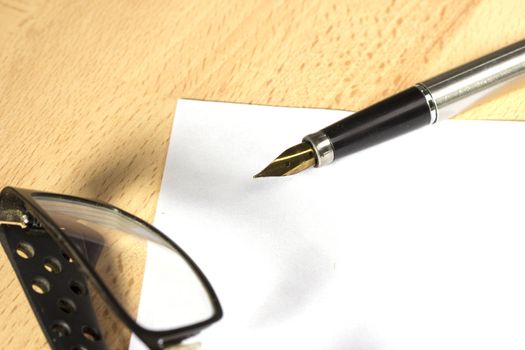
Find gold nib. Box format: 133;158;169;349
254;142;316;178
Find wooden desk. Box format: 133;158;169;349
1;1;524;348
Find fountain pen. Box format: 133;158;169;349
255;39;525;178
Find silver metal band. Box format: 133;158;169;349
415;83;438;124
303;131;334;167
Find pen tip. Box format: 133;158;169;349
253;142;316;178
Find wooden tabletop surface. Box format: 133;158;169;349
1;1;525;349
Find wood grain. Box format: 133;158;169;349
1;0;524;348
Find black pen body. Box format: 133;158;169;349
302;39;525;167
321;87;432;159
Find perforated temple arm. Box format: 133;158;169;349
0;224;108;350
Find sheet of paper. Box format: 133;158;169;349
130;99;525;350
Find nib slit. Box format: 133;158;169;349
253;142;316;178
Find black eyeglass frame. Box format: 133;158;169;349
0;186;223;349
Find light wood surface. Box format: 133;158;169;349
1;0;525;349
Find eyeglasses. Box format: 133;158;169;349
0;187;222;350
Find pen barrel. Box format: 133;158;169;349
320;86;431;159
421;39;525;121
308;39;525;167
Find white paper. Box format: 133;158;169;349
130;99;525;350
